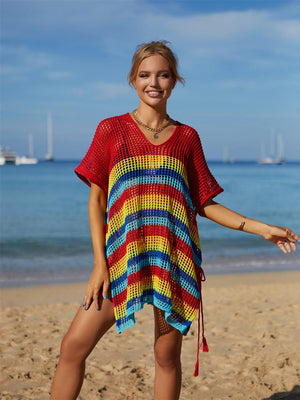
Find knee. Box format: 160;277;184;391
59;332;87;364
154;341;181;370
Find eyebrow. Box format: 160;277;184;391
138;69;170;74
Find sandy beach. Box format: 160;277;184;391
1;270;300;400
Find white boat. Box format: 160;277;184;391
258;134;285;165
15;135;38;165
15;155;38;165
223;146;235;164
0;147;17;165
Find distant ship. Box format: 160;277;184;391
223;146;235;164
258;134;285;165
1;112;54;165
0;135;38;165
15;134;38;165
0;147;17;165
45;112;54;162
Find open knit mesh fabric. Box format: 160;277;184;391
75;113;223;335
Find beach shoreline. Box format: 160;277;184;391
1;252;299;290
1;270;300;399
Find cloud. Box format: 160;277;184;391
1;44;72;82
274;18;300;42
219;80;257;89
2;1;299;68
46;71;71;80
94;82;131;99
1;44;54;76
145;7;300;62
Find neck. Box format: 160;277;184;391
136;104;168;126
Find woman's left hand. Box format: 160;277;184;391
263;225;300;253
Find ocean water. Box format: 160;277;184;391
1;161;299;288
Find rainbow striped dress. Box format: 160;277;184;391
75;113;223;336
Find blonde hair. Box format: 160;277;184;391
128;40;185;87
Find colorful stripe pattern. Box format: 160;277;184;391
75;113;223;335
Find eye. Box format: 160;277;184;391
160;73;170;78
138;73;148;78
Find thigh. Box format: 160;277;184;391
153;306;182;353
63;296;115;358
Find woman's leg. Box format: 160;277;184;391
50;297;115;400
153;306;183;400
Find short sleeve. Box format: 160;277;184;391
74;119;112;194
188;130;223;213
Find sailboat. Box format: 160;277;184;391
15;135;38;165
46;112;54;161
223;146;235;164
275;135;285;164
258;134;285;165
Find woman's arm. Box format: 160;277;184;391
82;183;110;310
201;198;300;254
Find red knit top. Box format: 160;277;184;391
75;113;223;373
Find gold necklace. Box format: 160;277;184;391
132;110;170;139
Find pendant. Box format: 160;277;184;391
153;133;159;139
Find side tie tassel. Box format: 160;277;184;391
194;269;209;377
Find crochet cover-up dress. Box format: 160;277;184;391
75;113;223;338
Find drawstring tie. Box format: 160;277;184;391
194;268;209;377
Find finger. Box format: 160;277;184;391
82;292;91;308
295;234;300;243
282;237;297;253
102;279;110;300
290;241;297;251
290;232;300;243
84;291;93;310
283;242;292;253
285;236;297;251
283;228;298;241
278;241;287;254
93;290;100;310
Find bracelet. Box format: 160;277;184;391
238;219;246;231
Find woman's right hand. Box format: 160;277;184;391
82;262;110;311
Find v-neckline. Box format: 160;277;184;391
127;112;179;148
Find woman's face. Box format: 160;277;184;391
133;54;175;109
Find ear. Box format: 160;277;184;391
131;79;136;89
171;78;176;90
170;73;176;89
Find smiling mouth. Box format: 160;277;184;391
146;90;163;97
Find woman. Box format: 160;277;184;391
50;41;299;400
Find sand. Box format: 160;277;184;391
1;271;300;400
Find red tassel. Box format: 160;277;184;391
194;269;208;377
193;360;199;377
202;336;209;352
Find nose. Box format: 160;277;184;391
149;74;159;87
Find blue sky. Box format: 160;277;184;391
1;0;300;160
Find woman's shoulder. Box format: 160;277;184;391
97;113;128;128
93;114;130;140
176;121;199;139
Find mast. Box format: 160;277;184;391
276;134;285;164
223;146;229;163
46;112;54;161
28;134;34;158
